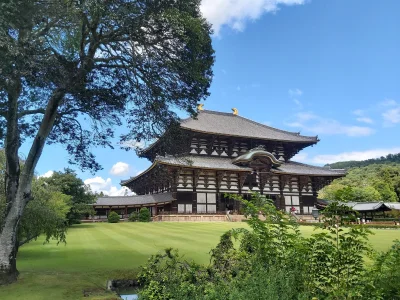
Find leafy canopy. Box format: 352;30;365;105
0;151;71;247
42;168;96;224
319;164;400;202
0;0;214;172
138;194;382;300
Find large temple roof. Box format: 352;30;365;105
180;110;318;143
94;192;173;207
121;155;345;186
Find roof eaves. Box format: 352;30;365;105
157;159;252;172
120;161;158;186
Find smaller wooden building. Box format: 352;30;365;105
317;199;400;220
90;193;173;220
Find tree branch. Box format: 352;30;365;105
18;109;46;118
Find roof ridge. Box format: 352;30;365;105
190;110;317;140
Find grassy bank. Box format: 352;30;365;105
0;222;399;299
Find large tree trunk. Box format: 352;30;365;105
0;190;28;284
0;89;64;284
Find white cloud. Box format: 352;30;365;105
356;117;374;124
293;98;302;108
135;170;144;176
200;0;306;34
380;99;397;107
353;109;364;116
309;148;400;165
286;112;375;137
84;176;133;196
110;162;130;176
292;152;308;162
382;100;400;126
120;140;145;150
352;109;374;124
288;89;303;109
39;170;54;178
288;88;303;97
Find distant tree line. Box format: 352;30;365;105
319;163;400;202
326;153;400;169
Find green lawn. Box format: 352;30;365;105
1;222;399;299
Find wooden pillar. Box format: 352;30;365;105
298;176;310;215
155;204;158;216
216;171;225;212
278;175;290;210
311;177;318;206
125;206;128;218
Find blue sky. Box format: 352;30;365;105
30;0;400;195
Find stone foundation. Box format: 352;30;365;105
153;214;228;222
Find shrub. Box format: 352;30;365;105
128;211;139;222
137;195;390;300
369;240;400;299
138;207;151;222
108;211;120;223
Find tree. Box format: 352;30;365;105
138;207;151;222
319;164;400;202
43;169;96;224
17;178;71;249
0;0;214;284
107;211;120;223
1;151;70;258
128;211;139;222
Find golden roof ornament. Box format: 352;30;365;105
232;108;238;115
197;104;204;111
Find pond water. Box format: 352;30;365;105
120;294;138;300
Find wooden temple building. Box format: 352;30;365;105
93;108;346;219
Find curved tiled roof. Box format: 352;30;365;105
275;161;346;176
317;199;400;212
156;155;252;171
121;155;345;186
180;110;318;143
94;192;173;206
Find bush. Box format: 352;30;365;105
137;195;391;300
138;207;151;222
128;211;139;222
369;240;400;299
108;211;120;223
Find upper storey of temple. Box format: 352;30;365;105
181;110;317;143
140;109;318;162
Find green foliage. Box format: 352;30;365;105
138;208;151;222
326;153;400;169
18;179;71;247
0;151;70;246
319;164;400;202
137;194;400;300
137;193;311;300
304;202;372;299
387;209;400;219
43;169;96;225
369;240;400;299
107;211;120;223
128;211;139;222
0;0;215;171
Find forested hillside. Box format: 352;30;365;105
319;163;400;202
326;153;400;169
